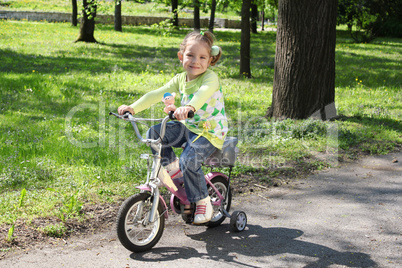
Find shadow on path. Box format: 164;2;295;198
131;224;376;267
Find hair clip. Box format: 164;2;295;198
211;45;220;56
200;31;204;36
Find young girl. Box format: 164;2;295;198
118;31;228;224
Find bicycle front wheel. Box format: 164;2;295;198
116;193;165;252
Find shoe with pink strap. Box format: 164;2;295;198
193;196;213;224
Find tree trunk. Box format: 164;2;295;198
75;0;98;43
240;0;252;78
72;0;78;26
172;0;179;27
267;0;337;120
114;0;122;32
209;0;217;32
251;2;258;33
261;10;265;31
194;0;201;31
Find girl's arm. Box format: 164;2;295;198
174;71;219;120
187;71;220;111
127;75;180;114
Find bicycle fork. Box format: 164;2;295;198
147;187;160;224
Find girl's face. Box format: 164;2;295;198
178;40;213;81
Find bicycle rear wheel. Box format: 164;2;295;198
206;175;232;227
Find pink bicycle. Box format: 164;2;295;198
109;111;247;253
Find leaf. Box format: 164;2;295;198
7;224;15;242
18;188;27;208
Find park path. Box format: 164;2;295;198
1;152;401;267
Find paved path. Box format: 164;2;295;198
1;152;401;267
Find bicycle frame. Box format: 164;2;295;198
109;112;230;224
112;111;247;253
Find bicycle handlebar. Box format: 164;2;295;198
109;110;194;145
168;110;194;120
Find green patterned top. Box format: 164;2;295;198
129;69;228;149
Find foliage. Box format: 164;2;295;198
0;0;241;19
6;188;27;242
46;186;84;222
41;222;67;238
337;0;402;42
84;0;98;20
151;18;175;36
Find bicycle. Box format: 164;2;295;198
109;111;247;253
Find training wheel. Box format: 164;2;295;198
230;211;247;232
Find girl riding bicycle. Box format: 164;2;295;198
118;30;228;224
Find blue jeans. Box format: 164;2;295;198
146;121;217;203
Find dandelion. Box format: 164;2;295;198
32;70;35;72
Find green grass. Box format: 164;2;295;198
0;20;401;229
0;0;242;19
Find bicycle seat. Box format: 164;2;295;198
204;136;238;167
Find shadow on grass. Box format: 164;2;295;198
1;24;399;93
337;115;402;133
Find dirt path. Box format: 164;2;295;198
1;152;401;267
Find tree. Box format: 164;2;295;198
251;2;258;33
172;0;179;27
267;0;338;120
240;0;252;78
115;0;122;32
209;0;217;32
75;0;98;43
260;3;265;31
194;0;201;30
72;0;78;26
338;0;402;42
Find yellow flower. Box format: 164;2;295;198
203;121;212;130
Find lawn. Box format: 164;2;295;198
0;0;242;19
0;19;401;240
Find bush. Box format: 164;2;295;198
337;0;402;42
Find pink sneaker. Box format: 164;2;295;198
194;196;213;224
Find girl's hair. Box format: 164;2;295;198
179;31;222;66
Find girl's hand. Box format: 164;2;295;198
118;105;134;115
174;106;194;120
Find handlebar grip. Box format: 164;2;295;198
123;111;132;119
168;110;194;120
108;111;132;119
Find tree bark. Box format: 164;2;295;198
268;0;337;120
251;2;258;33
114;0;122;32
261;10;265;31
75;0;98;43
193;0;201;31
171;0;179;27
209;0;217;32
240;0;252;78
72;0;78;26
